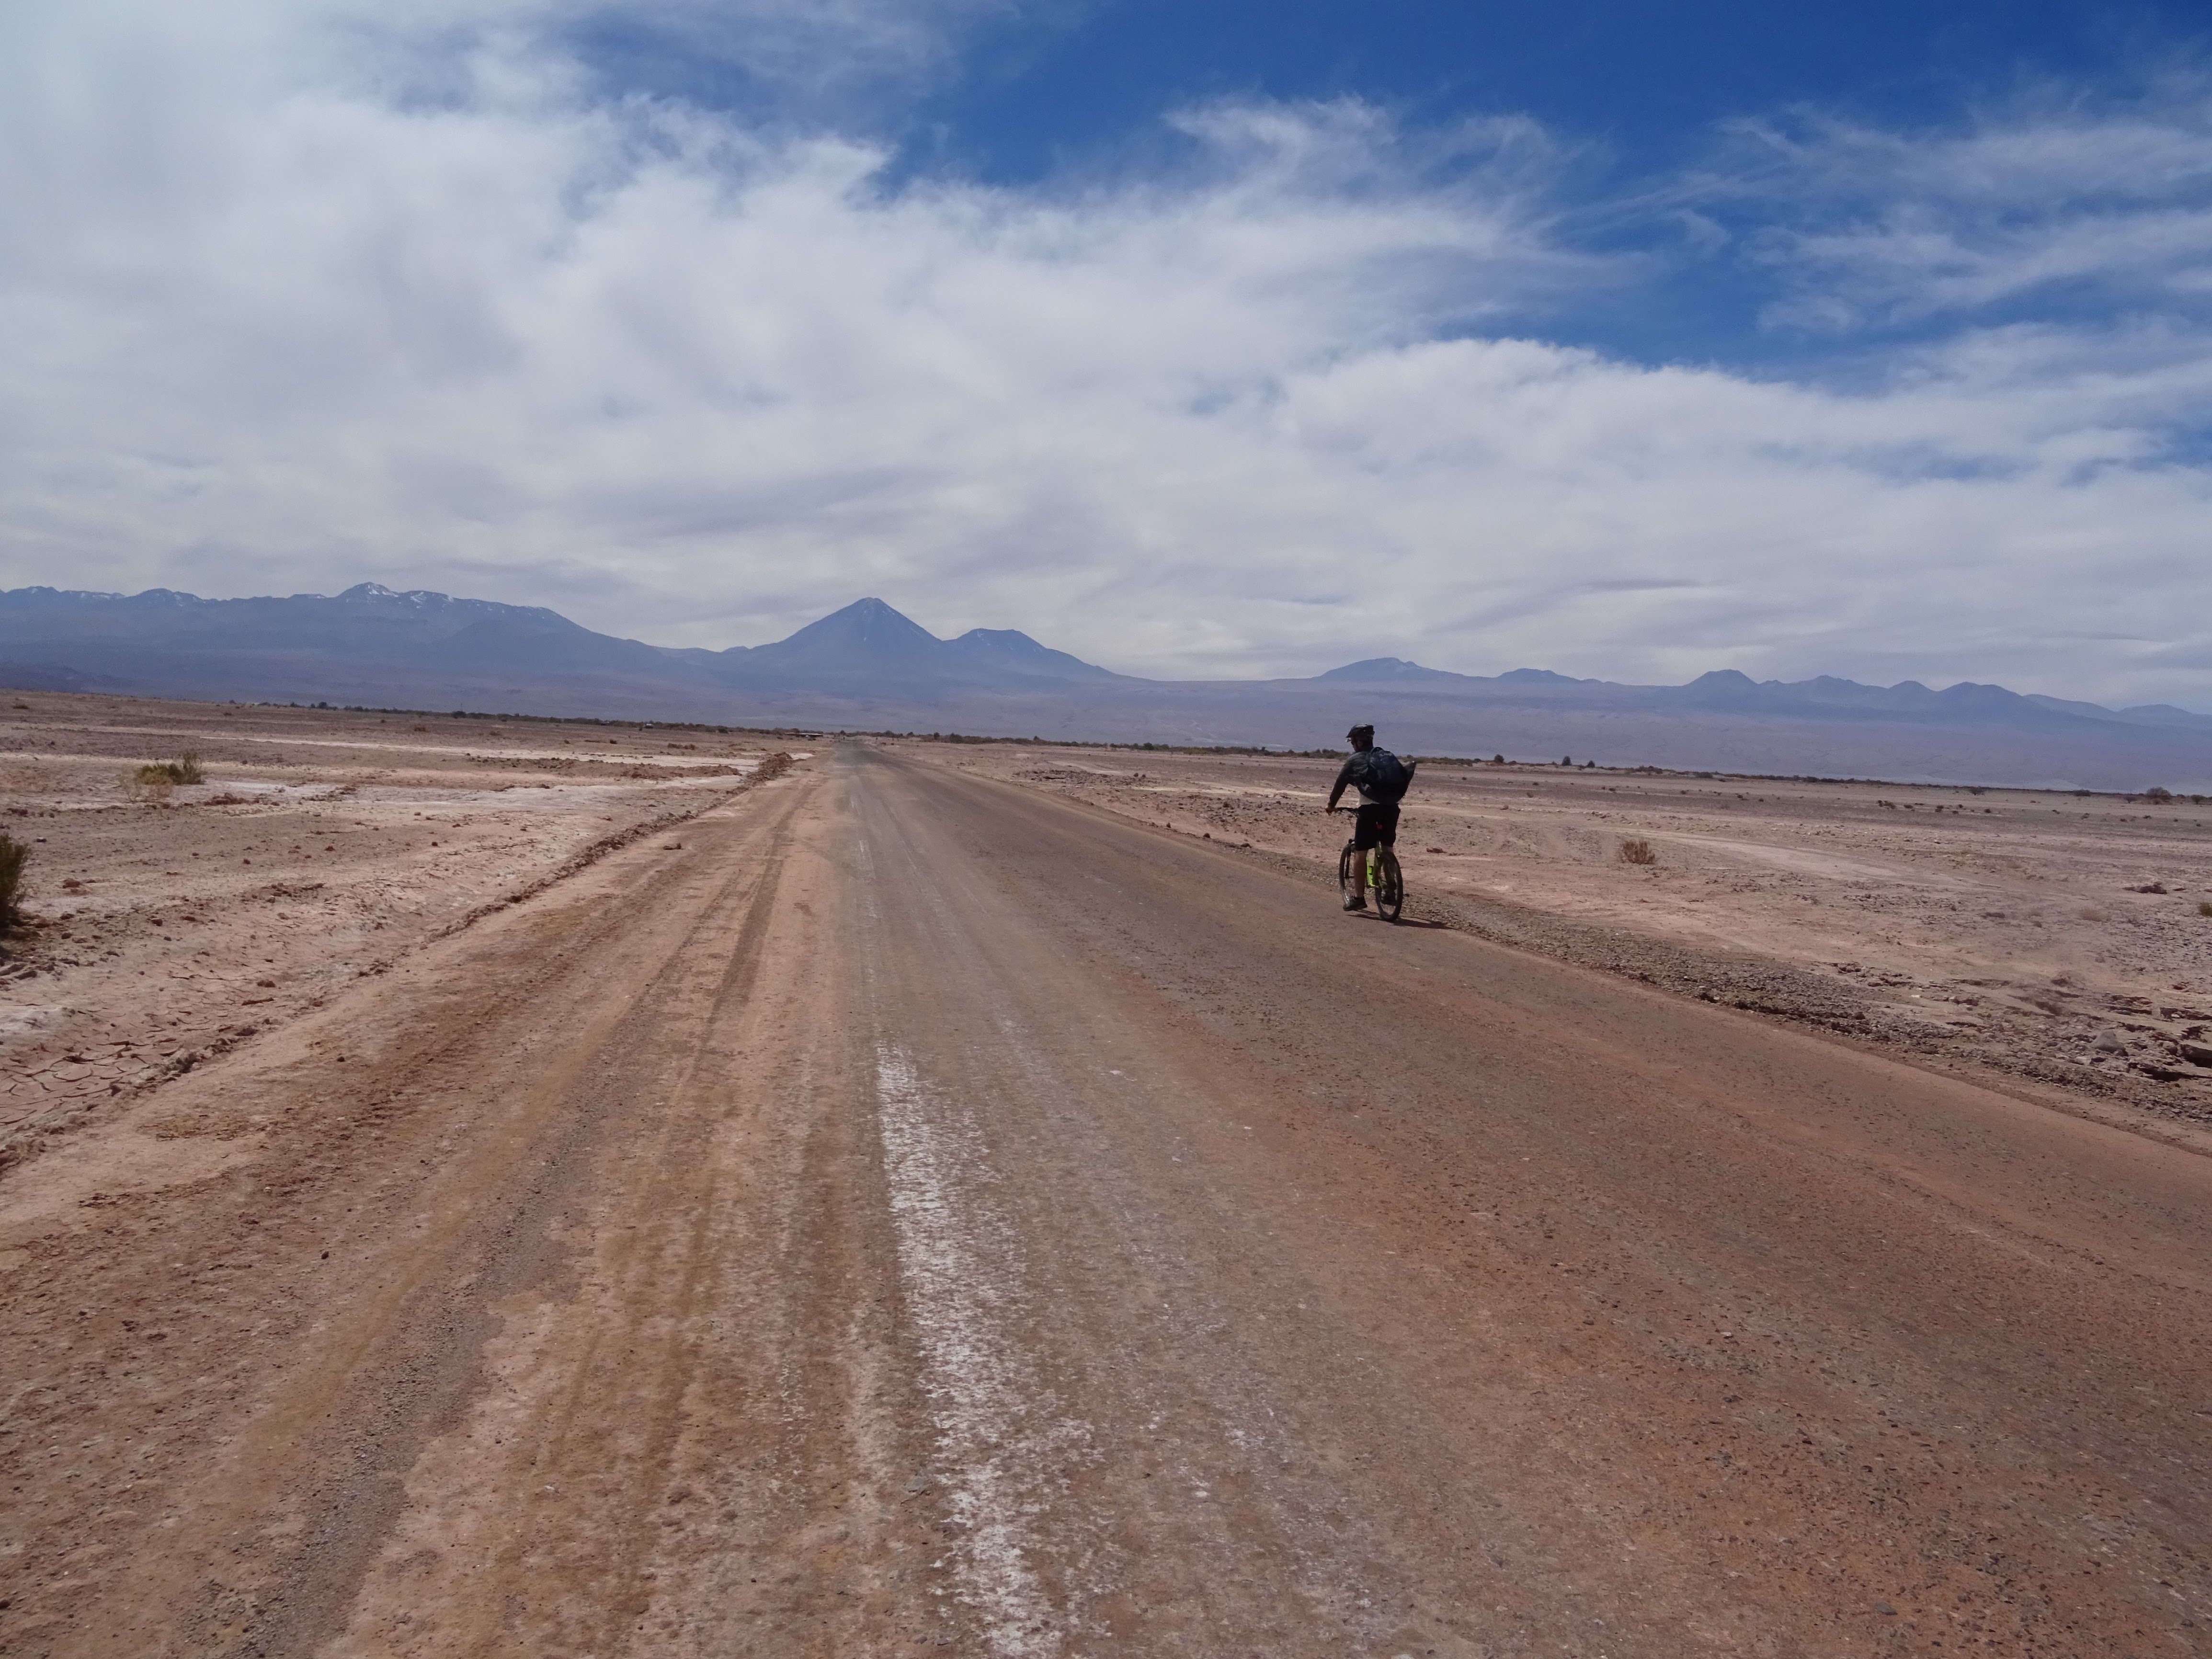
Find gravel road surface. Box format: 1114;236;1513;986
3;746;2208;1657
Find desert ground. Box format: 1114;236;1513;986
2;698;2209;1656
0;694;803;1168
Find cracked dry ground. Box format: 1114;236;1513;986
3;743;2210;1657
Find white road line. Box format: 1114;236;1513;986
875;1045;1080;1658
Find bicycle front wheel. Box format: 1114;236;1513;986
1373;846;1404;922
1339;839;1359;904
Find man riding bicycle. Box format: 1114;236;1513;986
1326;724;1416;911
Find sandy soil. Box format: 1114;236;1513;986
0;693;805;1167
929;741;2212;1133
1;724;2209;1656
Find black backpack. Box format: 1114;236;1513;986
1364;748;1414;801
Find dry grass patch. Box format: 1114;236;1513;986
134;750;205;786
0;831;28;925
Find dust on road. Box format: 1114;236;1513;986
3;745;2209;1656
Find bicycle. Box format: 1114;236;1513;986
1339;839;1404;922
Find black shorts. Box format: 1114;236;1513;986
1352;801;1399;850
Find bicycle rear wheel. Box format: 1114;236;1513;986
1373;846;1404;922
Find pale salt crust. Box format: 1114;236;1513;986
875;1045;1078;1658
47;726;770;769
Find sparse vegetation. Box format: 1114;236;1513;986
2201;901;2212;918
136;751;205;786
0;831;27;925
2143;786;2172;802
1619;838;1658;866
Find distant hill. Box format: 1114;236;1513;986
679;595;1120;688
0;585;1119;713
1315;658;1461;682
1310;659;2212;736
3;583;2209;791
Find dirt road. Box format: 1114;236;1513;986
934;741;2212;1126
4;746;2209;1656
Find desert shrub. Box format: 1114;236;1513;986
2201;901;2212;918
0;832;27;925
2144;785;2173;802
136;751;205;786
1619;838;1658;866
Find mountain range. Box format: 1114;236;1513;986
4;583;2210;792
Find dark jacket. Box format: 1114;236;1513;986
1327;747;1415;808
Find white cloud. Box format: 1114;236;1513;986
1714;85;2212;329
1;1;2210;709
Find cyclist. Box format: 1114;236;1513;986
1326;724;1415;910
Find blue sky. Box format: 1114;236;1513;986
3;0;2211;704
918;2;2154;189
588;0;2210;355
941;1;2212;405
